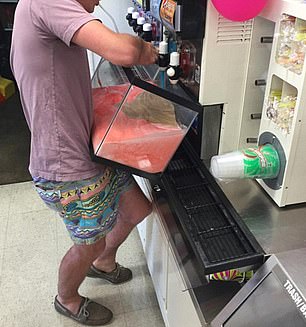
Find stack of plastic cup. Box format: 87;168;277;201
210;151;245;179
210;144;280;180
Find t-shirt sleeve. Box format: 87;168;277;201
30;0;97;46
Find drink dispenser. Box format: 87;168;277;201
148;0;206;98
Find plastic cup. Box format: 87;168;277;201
211;144;280;180
210;151;245;179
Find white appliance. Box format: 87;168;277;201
201;0;306;207
199;0;274;155
256;0;306;207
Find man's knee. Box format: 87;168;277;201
120;201;152;227
74;237;106;259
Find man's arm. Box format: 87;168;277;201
72;20;158;66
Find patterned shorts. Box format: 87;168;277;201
33;167;134;245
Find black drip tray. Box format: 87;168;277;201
161;140;264;274
198;228;255;263
177;184;217;209
167;158;204;188
187;205;230;230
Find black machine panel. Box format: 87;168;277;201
160;139;265;274
151;0;206;40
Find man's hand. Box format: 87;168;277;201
137;40;158;66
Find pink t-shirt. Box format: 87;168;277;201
10;0;103;181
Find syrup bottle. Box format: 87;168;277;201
126;7;135;25
135;17;146;35
141;23;153;42
130;11;139;28
167;52;181;85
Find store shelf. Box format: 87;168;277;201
269;61;305;90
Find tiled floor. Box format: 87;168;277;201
0;182;165;327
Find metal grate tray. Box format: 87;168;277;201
161;140;264;274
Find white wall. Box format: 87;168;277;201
88;0;135;76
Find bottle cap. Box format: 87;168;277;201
159;41;168;55
169;52;180;66
137;17;146;25
167;67;176;77
132;12;140;19
127;7;135;14
143;23;152;32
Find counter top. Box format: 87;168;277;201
219;178;306;255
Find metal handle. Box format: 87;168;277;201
255;79;266;86
251;113;262;120
260;36;273;43
247;138;258;144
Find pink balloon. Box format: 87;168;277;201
211;0;268;22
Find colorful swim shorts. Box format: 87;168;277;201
33;167;134;245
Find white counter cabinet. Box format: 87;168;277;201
167;245;202;327
135;176;202;327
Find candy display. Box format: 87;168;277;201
266;89;297;134
276;15;306;74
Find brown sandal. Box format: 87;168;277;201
54;296;113;326
87;263;132;284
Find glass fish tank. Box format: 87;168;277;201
91;60;200;179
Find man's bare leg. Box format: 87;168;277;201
57;237;106;314
92;183;152;272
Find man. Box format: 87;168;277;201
10;0;158;325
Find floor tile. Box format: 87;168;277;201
0;184;13;216
116;228;147;266
0;280;60;327
9;181;46;214
1;238;58;285
0;240;58;326
5;209;57;248
0;214;8;250
80;279;124;316
0;242;4;288
119;262;159;312
125;307;165;327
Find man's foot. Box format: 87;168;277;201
87;263;132;284
54;296;113;326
